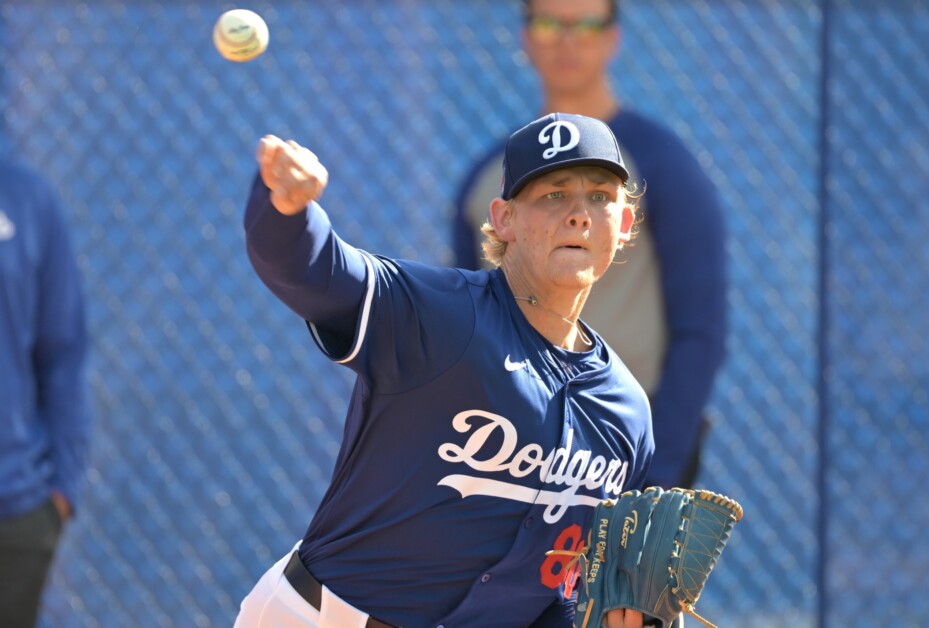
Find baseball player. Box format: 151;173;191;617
235;113;653;628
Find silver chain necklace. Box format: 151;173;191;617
514;295;593;348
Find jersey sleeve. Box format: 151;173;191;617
244;174;474;391
344;256;476;392
641;133;727;488
451;170;481;270
452;146;504;270
244;173;369;355
32;173;93;511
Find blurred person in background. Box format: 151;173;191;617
453;0;726;490
0;157;92;628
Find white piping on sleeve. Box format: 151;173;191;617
309;252;376;364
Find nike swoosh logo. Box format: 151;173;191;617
504;355;528;372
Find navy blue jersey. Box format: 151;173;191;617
245;179;653;627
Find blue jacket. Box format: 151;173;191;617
0;158;92;519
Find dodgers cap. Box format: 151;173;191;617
501;113;630;201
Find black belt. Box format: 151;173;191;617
283;552;396;628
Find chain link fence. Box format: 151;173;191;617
1;1;926;626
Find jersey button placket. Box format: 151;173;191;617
480;572;491;583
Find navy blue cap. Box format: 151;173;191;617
501;113;629;200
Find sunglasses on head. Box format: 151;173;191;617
526;15;613;43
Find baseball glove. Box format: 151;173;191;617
550;487;743;628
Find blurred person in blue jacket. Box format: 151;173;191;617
453;0;726;490
0;157;92;628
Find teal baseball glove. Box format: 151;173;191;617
551;487;743;628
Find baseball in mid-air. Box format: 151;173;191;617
213;9;269;62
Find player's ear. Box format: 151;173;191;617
489;197;517;242
618;204;635;244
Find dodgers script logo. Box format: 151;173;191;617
437;410;629;524
538;120;580;160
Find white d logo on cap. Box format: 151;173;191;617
538;121;580;160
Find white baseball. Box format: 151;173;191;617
213;9;269;62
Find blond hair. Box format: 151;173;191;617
480;198;516;267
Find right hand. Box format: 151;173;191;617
50;490;72;522
256;135;329;215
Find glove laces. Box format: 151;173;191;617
681;602;717;628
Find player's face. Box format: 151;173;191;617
505;166;629;290
522;0;618;96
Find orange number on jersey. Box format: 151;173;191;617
539;523;586;598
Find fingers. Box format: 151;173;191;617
256;134;278;164
257;135;283;190
255;135;328;215
288;139;315;161
604;609;644;628
49;490;72;522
